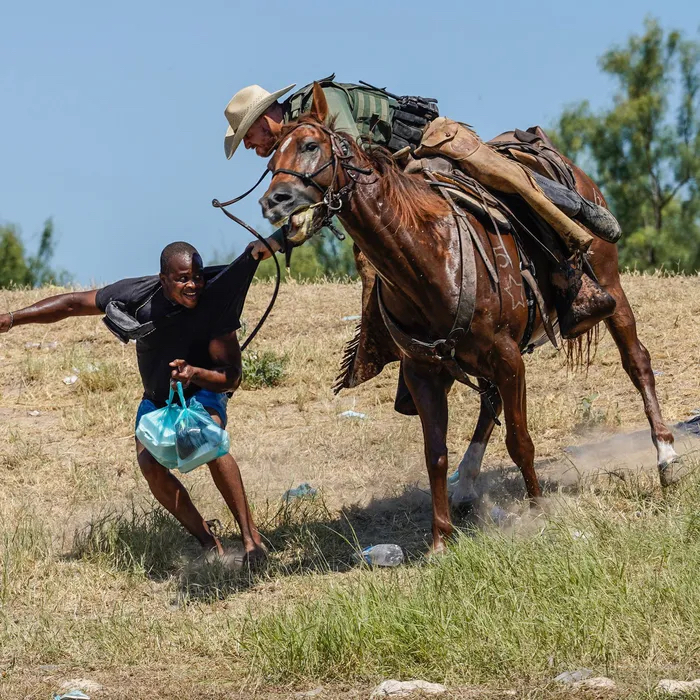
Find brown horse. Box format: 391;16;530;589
259;84;679;552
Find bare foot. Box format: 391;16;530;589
242;544;268;570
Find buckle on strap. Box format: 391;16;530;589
434;328;466;360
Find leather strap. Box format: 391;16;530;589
375;201;479;391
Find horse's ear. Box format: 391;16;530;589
262;114;283;139
310;82;329;124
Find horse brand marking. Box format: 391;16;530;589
504;274;526;310
493;244;513;269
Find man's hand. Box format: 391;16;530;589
247;236;281;261
0;313;12;333
170;359;196;388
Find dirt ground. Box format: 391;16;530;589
1;273;699;698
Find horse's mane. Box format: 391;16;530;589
358;143;450;232
278;115;450;233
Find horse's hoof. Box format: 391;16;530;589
426;542;449;559
659;456;690;488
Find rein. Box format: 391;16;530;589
212;169;281;351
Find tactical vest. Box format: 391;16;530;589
284;74;396;148
283;75;439;153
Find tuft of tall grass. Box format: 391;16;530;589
75;361;122;394
1;511;52;603
73;505;191;579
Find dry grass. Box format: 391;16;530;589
0;273;699;699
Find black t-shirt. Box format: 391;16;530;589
95;252;258;404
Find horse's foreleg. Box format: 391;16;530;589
402;359;453;553
492;339;541;501
602;284;678;484
452;380;503;509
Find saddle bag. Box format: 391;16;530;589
387;94;440;153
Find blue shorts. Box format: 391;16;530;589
135;388;229;433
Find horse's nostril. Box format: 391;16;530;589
271;190;293;206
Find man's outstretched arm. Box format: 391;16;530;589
169;329;242;393
0;290;102;332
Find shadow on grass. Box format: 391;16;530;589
68;490;447;603
68;457;657;604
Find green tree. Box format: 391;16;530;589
552;18;700;271
0;218;71;288
213;223;358;282
0;225;29;288
255;229;357;282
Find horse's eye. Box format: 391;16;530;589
303;142;319;153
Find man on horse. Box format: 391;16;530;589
222;76;622;340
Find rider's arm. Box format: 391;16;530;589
169;329;242;393
0;290;102;332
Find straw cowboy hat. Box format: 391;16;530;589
223;83;296;159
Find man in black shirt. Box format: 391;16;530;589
0;242;265;564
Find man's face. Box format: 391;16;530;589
160;253;205;309
243;114;278;157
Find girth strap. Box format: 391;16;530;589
376;279;482;392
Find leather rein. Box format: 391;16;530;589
212;171;281;351
211;123;373;350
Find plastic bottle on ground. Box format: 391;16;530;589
361;544;404;567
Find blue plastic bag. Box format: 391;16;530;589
173;384;230;473
135;384;181;469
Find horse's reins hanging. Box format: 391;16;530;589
212;124;374;353
212;169;281;351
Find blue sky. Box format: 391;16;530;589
1;0;697;285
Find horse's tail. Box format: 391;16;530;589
564;324;600;371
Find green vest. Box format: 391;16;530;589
282;75;397;148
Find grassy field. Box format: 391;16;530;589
1;274;700;699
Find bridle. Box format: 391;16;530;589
209;121;373;349
268;122;375;238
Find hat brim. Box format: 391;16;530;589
224;83;296;159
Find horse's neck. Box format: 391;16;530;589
339;180;456;327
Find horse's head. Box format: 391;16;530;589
259;83;348;246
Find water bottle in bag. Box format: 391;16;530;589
172;383;230;473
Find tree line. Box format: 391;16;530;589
0;219;70;288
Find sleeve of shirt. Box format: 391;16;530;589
269;228;286;250
321;87;360;143
298;87;360;144
206;251;260;338
94;276;159;312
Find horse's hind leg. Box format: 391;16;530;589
452;380;503;510
402;359;454;553
601;283;679;484
492;338;542;501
